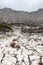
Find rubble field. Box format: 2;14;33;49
0;28;43;65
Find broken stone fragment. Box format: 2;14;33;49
0;52;3;62
10;42;16;48
16;44;21;49
10;41;21;49
13;39;17;41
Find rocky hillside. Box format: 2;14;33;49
0;8;43;26
0;8;43;33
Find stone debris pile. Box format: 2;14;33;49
0;33;43;65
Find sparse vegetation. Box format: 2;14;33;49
0;22;13;32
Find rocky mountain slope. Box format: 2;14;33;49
0;8;43;33
0;8;43;65
0;8;43;26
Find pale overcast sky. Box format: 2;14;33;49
0;0;43;12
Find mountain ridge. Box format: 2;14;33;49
0;8;43;26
